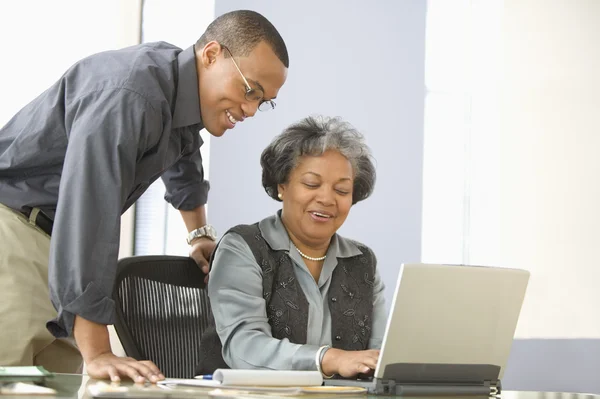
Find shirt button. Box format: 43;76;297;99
331;297;337;302
335;335;342;341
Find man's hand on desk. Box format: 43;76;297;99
189;237;216;283
74;315;164;383
86;353;165;383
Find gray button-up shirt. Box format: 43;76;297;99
208;212;387;370
0;42;209;337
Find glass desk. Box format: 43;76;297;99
1;374;598;399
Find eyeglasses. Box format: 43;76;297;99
221;45;276;112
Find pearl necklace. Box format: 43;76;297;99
293;244;327;261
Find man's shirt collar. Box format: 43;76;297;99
172;45;202;129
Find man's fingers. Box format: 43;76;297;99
139;360;163;382
201;240;217;257
106;365;120;382
195;258;209;282
189;238;215;275
130;362;156;382
189;239;214;284
139;360;162;375
193;255;209;272
190;252;208;267
115;363;144;383
86;354;166;383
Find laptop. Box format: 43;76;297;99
324;263;530;395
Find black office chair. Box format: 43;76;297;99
112;255;211;378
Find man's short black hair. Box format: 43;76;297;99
196;10;289;68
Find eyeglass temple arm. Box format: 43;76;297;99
223;45;253;90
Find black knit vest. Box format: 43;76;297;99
196;223;377;374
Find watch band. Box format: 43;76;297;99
186;224;217;245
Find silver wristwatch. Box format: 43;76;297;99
186;224;218;245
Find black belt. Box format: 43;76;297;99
21;208;54;236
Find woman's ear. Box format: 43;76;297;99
277;184;286;200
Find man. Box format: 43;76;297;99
0;9;288;383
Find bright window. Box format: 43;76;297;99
422;0;503;264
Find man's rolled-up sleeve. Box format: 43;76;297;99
161;146;210;210
46;88;160;338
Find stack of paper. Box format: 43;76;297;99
156;369;366;395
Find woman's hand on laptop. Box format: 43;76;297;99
321;348;380;378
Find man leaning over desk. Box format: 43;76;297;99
0;9;288;383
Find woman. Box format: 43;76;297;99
197;115;386;378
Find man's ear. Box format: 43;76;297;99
199;41;222;68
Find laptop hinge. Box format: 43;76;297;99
377;363;502;396
375;379;500;396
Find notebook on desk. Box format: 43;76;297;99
324;263;530;396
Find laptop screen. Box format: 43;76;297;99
375;263;529;380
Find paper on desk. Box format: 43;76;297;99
214;369;323;387
157;378;220;388
158;369;323;389
0;382;57;395
209;386;367;397
0;367;49;377
0;366;53;384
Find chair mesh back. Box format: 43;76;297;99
113;256;211;378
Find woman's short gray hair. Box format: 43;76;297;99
260;115;376;205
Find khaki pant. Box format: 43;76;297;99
0;203;82;372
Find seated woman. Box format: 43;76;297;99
197;115;386;378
